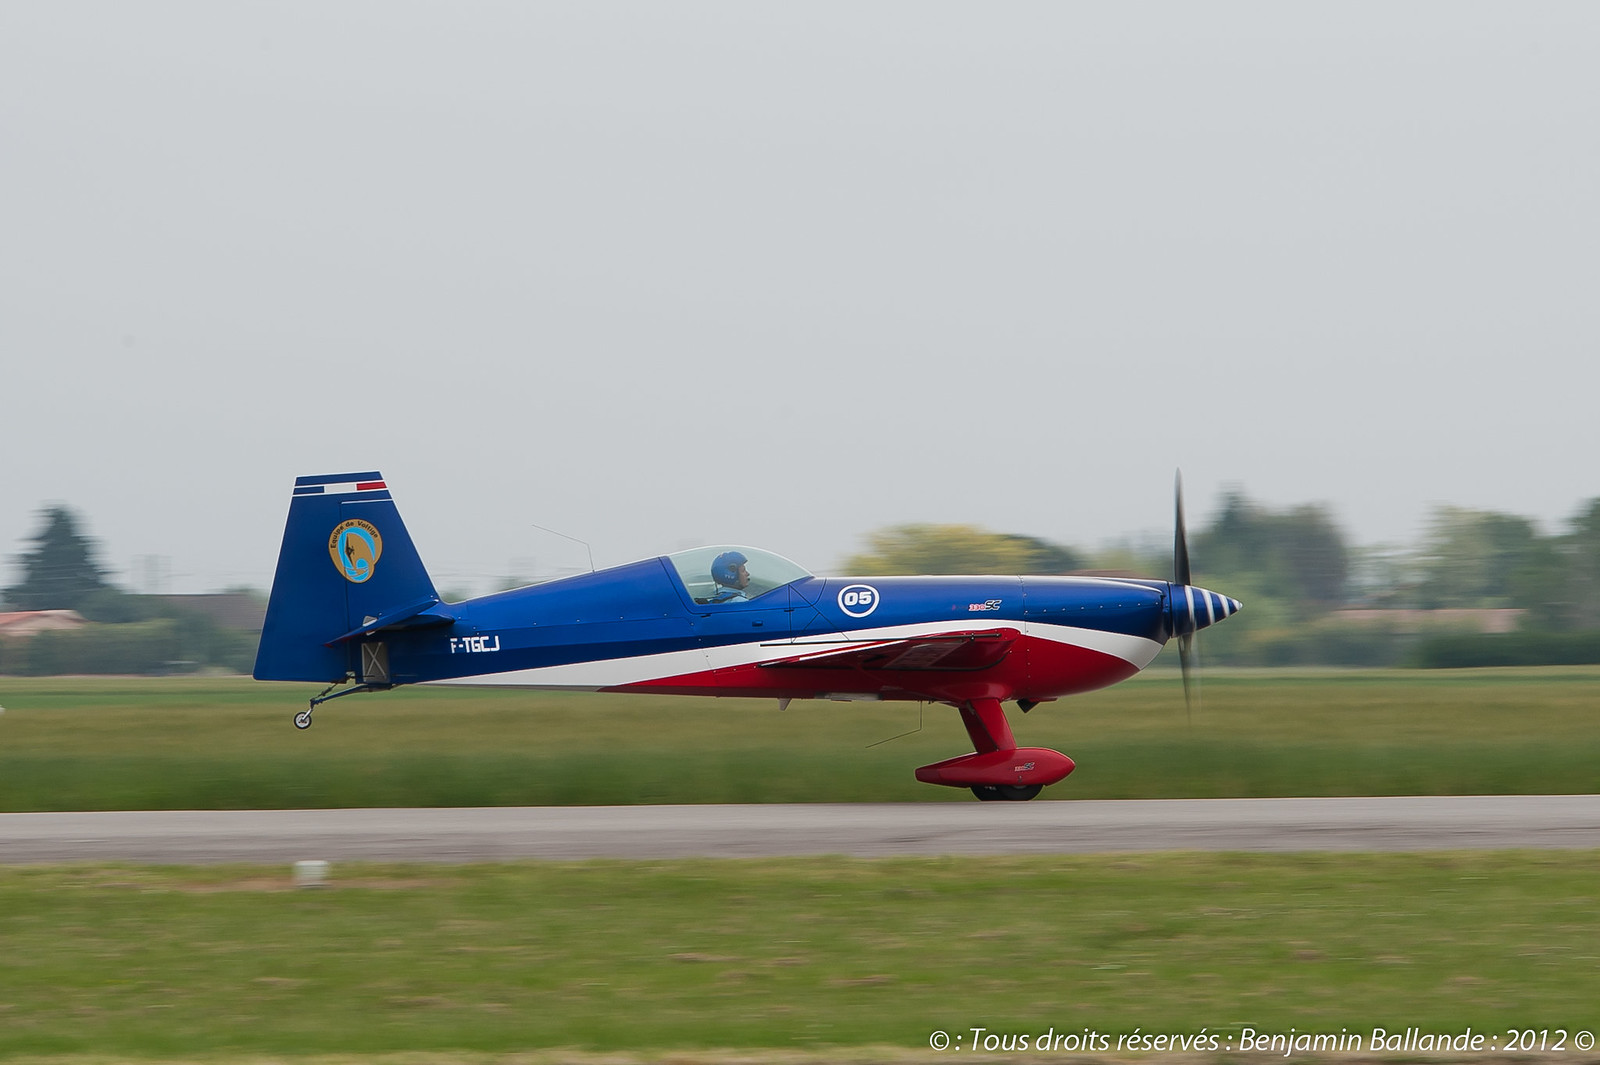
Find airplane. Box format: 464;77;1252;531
254;472;1240;801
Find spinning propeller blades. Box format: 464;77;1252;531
1171;471;1242;720
1176;471;1196;717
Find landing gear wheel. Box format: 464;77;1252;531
997;784;1042;801
294;710;314;730
970;785;1003;801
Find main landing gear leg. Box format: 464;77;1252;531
958;697;1017;754
915;698;1072;799
957;698;1042;801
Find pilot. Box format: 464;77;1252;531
708;550;751;603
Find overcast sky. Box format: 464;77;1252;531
3;2;1597;596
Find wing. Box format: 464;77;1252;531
760;628;1020;672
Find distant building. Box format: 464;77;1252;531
0;610;88;638
1330;608;1524;634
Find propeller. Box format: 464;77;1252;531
1175;470;1196;719
1169;472;1243;719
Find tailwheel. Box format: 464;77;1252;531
294;709;314;730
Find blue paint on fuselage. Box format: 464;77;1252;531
377;562;1174;685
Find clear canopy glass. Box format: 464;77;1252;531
665;545;811;605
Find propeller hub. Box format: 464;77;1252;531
1169;584;1242;637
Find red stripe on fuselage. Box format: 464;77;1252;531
603;632;1143;703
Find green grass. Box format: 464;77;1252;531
1;667;1598;810
1;853;1597;1058
5;673;1599;1060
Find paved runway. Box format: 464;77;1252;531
3;795;1600;864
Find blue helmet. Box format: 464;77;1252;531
711;550;748;588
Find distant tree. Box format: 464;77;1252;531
842;524;1086;575
1193;492;1350;613
3;506;116;611
1482;498;1600;629
1413;507;1558;611
1082;535;1170;580
1568;498;1600;627
1346;543;1420;609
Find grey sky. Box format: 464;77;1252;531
3;2;1597;596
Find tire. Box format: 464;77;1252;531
970;785;1003;801
996;784;1042;801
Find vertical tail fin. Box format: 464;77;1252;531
254;473;441;682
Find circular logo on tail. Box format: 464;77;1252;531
329;520;383;583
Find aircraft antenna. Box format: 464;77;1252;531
530;523;596;573
866;702;925;748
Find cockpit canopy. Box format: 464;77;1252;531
665;545;811;605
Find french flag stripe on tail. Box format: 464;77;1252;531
292;473;388;497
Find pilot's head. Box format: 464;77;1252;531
712;550;750;591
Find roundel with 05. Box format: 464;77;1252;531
837;584;880;618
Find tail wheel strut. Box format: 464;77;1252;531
292;678;391;730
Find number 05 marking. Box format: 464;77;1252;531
838;584;880;618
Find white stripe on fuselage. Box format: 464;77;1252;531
420;618;1163;691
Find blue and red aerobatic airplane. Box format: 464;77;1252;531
255;472;1240;800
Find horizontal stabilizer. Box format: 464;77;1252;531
325;596;456;645
761;628;1019;672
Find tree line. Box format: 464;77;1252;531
5;494;1599;673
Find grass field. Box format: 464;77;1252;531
1;668;1599;810
4;671;1600;1062
2;853;1598;1058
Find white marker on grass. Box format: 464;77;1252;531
293;860;330;888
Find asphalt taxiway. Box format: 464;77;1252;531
3;795;1599;864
